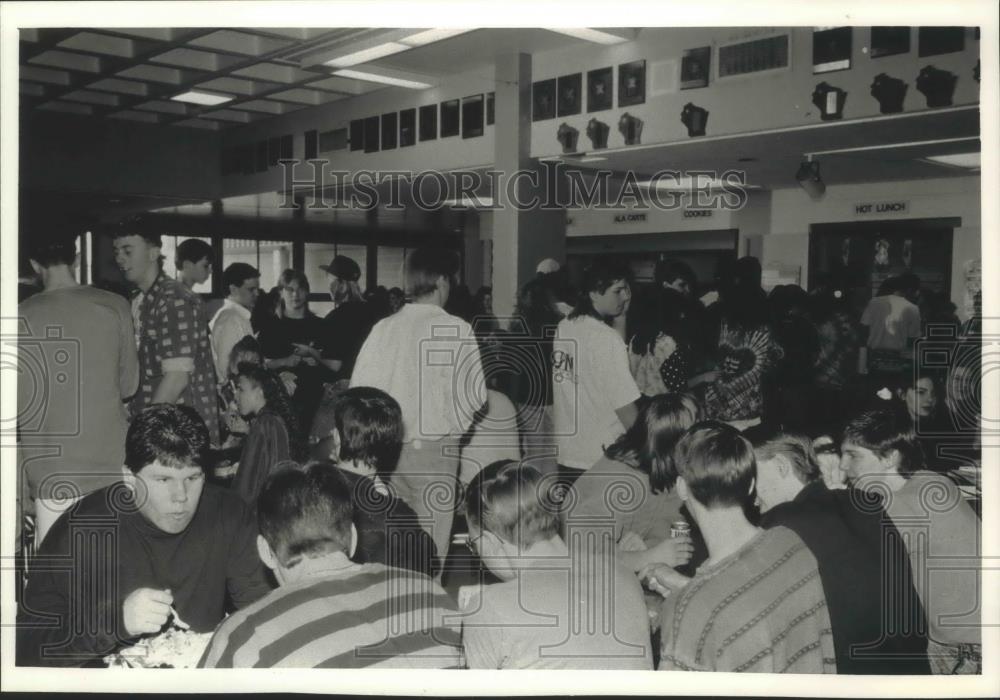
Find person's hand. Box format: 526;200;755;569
643;535;694;568
284;353;302;368
292;342;321;359
619;531;647;552
123;587;173;637
639;563;691;596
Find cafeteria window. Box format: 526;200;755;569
303;242;367;294
222;239;294;292
159;235;213;294
377;246;407;291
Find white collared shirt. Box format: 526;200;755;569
210;298;254;381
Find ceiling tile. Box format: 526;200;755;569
196;76;270;96
150;48;241;72
21;65;71;85
88;78;150;96
236;100;290;115
105;28;179;41
20;82;46;96
135;100;191;115
306;76;370;95
58;32;137;59
200;109;254;123
188;30;294;57
30;50;102;73
39;101;94;115
117;64;187;85
232;62;317;83
64;89;121;107
108;109;161;124
268;88;326;105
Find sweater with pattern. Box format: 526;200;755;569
659;526;836;673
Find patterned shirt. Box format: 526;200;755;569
130;272;220;444
659;526;836;673
704;323;782;423
198;562;463;668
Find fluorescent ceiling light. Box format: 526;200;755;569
637;176;759;190
441;196;494;208
548;28;629;45
400;29;473;46
171;90;233;106
323;42;409;68
922;152;980;169
331;69;431;89
575;156;607;163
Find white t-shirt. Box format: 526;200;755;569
860;294;921;352
551;315;641;469
209;298;254;381
351;303;486;442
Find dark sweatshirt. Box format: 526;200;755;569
337;468;439;578
761;480;930;674
17;482;272;667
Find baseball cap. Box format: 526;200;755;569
319;255;361;282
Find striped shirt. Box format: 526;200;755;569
659;526;836;673
199;562;462;668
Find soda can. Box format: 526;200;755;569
670;521;691;539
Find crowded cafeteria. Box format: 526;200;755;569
8;15;991;678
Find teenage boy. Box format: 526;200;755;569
654;422;836;673
461;460;653;669
210;262;261;381
175;238;214;290
113;217;219;444
352;248;486;563
199;463;462;668
17;404;270;667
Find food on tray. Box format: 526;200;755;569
105;627;213;668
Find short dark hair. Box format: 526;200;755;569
111;214;162;248
27;230;77;268
333;387;404;474
753;434;821;484
223;262;260;293
673;420;756;509
175;239;214;268
125;404;209;474
896;273;921;295
842;407;924;475
464;460;560;547
655;259;695;288
278;268;309;292
257;463;354;568
406;247;459;298
569;259;630;319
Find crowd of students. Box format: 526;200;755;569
15;216;982;673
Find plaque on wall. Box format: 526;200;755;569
587;67;613;112
557;73;582;117
349;119;364;151
870;27;910;58
918;26;965;57
813;27;852;73
532;78;556;121
399;108;416;147
441;99;460;137
381;113;397;150
304;130;318;160
462;94;484;138
486;92;495;125
319;128;347;152
618;60;646;107
266;136;281;166
680;47;711;89
419;104;437;141
363;116;380;153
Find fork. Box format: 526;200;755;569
169;605;191;630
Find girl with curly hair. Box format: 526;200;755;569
231;363;306;505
